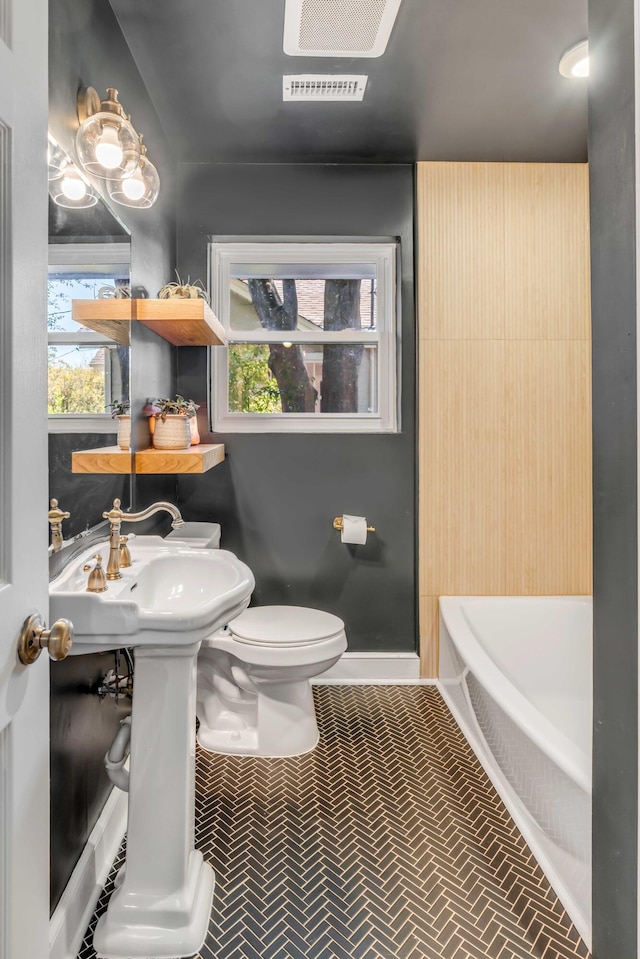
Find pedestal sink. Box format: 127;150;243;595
50;538;254;959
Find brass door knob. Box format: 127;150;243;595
17;613;74;665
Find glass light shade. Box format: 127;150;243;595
49;167;98;209
47;137;67;181
559;40;589;79
75;113;140;180
106;154;160;209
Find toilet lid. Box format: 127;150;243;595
229;606;345;647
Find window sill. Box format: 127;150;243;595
212;414;397;434
48;415;117;434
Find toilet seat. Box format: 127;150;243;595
228;605;345;648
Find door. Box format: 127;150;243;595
0;0;50;957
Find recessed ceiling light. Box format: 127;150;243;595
559;40;589;79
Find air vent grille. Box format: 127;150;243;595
284;0;403;58
283;75;368;101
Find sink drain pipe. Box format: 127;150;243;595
104;716;131;792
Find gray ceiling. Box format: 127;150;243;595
109;0;588;164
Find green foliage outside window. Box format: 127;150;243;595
48;366;106;414
228;344;281;413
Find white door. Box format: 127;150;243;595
0;0;51;957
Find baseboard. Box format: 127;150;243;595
49;786;127;959
313;652;426;684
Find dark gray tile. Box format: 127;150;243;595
77;687;589;959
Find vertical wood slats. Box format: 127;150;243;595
417;162;592;677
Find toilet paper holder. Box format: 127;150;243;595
333;516;376;533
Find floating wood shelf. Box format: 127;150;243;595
71;446;131;474
71;444;225;475
136;444;225;474
71;298;226;347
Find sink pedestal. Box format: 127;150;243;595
94;643;214;959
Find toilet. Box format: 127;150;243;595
196;605;347;757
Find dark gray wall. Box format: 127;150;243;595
48;433;127;539
176;163;416;653
49;0;177;911
589;0;638;954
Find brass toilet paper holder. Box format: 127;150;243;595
333;516;376;533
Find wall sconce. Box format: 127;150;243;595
106;141;160;209
49;163;98;209
76;87;141;180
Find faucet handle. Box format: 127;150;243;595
49;498;70;553
119;535;132;568
49;498;70;524
84;554;107;593
102;497;124;523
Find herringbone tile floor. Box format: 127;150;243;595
78;686;589;959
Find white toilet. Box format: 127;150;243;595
196;605;347;757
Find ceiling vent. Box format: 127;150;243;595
283;0;403;58
283;74;368;101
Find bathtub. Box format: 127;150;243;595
438;596;592;948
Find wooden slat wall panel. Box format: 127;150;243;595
418;163;505;340
420;340;506;596
419;596;439;678
505;341;592;594
417;161;592;677
503;164;591;341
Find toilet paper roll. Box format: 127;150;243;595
340;514;368;545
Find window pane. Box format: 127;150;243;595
48;274;128;333
228;343;378;415
229;277;377;332
48;344;128;414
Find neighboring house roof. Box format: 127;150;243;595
230;278;376;332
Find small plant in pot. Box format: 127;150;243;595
107;401;131;451
152;396;200;450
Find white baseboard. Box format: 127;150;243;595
49;787;127;959
313;652;426;684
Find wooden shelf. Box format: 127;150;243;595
136;444;225;474
71;444;225;475
72;446;132;474
71;298;226;347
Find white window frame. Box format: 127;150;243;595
209;241;399;433
48;242;130;433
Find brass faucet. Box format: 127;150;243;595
48;499;70;552
102;498;185;580
84;554;107;593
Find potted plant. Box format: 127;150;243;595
108;401;131;450
152;395;200;450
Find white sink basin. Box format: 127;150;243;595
50;538;254;655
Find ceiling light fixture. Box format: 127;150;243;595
49;164;98;209
75;87;141;180
559;40;589;79
106;142;160;209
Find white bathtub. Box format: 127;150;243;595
438;596;592;948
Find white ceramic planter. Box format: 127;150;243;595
153;414;190;450
116;415;131;451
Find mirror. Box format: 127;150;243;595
47;134;132;540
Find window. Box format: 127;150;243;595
210;241;398;433
48;243;130;432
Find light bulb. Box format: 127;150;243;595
60;174;87;201
571;56;589;78
121;171;146;201
95;124;123;170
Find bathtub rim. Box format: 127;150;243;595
439;595;592;797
